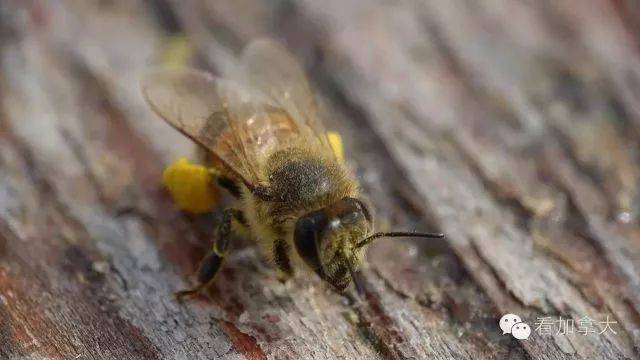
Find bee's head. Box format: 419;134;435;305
294;197;445;293
293;197;371;291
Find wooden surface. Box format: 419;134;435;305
1;0;640;359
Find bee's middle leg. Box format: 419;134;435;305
175;208;245;301
274;238;293;282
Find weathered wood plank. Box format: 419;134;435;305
0;0;639;359
295;0;640;357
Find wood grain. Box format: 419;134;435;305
0;0;638;358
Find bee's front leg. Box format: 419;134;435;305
274;238;293;282
175;208;245;301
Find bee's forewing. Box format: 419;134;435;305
236;39;334;156
142;69;219;140
141;68;259;185
141;40;338;188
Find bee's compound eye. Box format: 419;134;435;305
294;217;316;243
293;209;328;276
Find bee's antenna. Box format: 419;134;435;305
356;231;444;248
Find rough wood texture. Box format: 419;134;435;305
1;0;639;359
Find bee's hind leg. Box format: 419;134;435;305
175;208;245;301
174;251;222;300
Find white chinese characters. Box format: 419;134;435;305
534;315;618;336
501;313;619;338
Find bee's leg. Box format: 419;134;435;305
175;208;244;301
273;238;293;281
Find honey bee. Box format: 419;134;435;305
141;39;443;299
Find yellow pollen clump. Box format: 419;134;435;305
160;35;193;68
327;131;344;162
162;157;219;213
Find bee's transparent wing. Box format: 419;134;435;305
212;79;302;183
235;39;335;157
141;68;274;187
142;68;306;186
